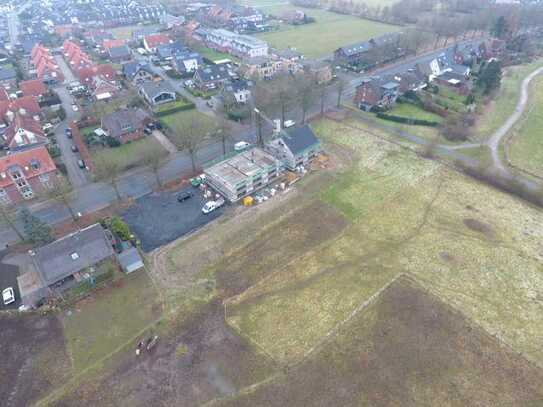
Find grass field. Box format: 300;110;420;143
160;109;216;139
61;270;162;371
388;102;444;123
193;45;238;63
106;24;160;40
255;7;399;58
92;137;168;173
507;75;543;177
473;58;543;141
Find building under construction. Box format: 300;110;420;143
204;147;282;202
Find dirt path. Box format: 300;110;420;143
487;66;543;173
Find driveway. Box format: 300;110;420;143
0;250;21;310
121;187;225;252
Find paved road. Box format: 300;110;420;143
487;66;543;173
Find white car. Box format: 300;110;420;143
202;198;225;214
2;287;15;305
42;123;53;132
72;104;79;112
284;120;296;128
234;141;251;151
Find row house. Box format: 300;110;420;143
30;44;64;84
0;146;57;204
63;40;93;71
1;112;48;151
240;50;304;80
143;34;171;53
206;29;268;59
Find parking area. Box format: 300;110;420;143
0;250;21;310
121;186;225;252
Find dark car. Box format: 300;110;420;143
177;190;194;202
71;145;78;152
65;128;72;138
77;159;86;169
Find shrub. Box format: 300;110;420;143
47;145;61;158
110;216;132;241
105;135;121;147
376;112;439;127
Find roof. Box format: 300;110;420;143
144;34;170;49
0;96;41;118
156;41;186;59
77;64;116;85
336;32;401;57
122;62;153;79
224;79;252;93
102;108;150;138
19;80;47;97
140;81;176;99
117;247;144;273
3;113;47;149
102;39;125;50
0;146;56;188
281;125;320;155
33;223;114;287
0;87;9;101
196;65;229;83
0;67;16;81
108;45;131;59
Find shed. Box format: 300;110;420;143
117;247;144;274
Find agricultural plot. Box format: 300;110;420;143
219;277;543;407
507;75;543;177
255;8;399;58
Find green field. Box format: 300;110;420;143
193;45;238;63
92;136;168;173
160;109;216;138
388;102;444;123
255;7;400;58
62;270;161;371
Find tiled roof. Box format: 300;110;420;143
19;80;47;98
103;39;125;50
144;34;170;49
0;146;56;188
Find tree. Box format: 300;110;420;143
0;203;24;241
296;74;315;124
94;156;123;201
47;177;78;222
477;60;502;95
492;16;508;39
141;143;166;187
172;115;211;174
273;74;297;127
19;208;53;246
318;84;327;117
335;77;346;108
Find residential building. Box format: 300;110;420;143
143;34;171;53
77;64;116;87
304;60;332;84
173;52;202;75
206;29;268;58
122;61;155;85
139;81;176;106
354;77;400;111
334;33;404;68
102;39;126;51
0;146;57;203
205;147;282;202
160;13;185;29
107;45;132;62
156;41;186;60
194;65;230;90
0;67;17;89
240;56;276;79
30;223;114;291
19;79;48;100
0;96;42;121
221;79;253;105
101;108;151;144
93;76;119;101
266;125;321;170
132;26;160;41
2;112;48;151
31;44;64;84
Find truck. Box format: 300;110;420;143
202;197;225;214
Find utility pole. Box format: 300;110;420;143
254;108;263;147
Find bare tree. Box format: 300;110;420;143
94;156;123;201
0;203;24;241
172;115;211;174
335;77;346;108
141;143;166;187
296;74;315;124
47;177;78;222
318;84;327;117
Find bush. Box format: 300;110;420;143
376;112;440;127
154;102;196;117
47;145;61;158
57;106;66;121
105;135;121;147
110;216;132;241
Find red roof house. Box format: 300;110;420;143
143;34;171;52
0;96;42;121
77;64;116;86
0;146;57;203
0;87;9;101
19;80;48;99
102;39;125;50
2;113;47;150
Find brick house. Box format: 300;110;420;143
19;79;48;100
354;77;400;111
101;108;151;144
0;146;57;204
2;113;48;151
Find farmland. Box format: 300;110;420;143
254;6;400;58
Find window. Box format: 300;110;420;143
16;178;28;188
0;189;10;205
20;185;33;199
31;161;40;170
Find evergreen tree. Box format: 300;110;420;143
20;208;53;246
492;16;508;40
477;60;502;95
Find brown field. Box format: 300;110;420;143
216;276;543;407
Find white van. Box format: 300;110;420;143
284;120;296;128
234;141;250;151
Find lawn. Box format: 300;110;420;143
388;102;443;123
255;8;400;58
106;24;160;40
91;136;168;173
160;109;216;139
193;45;237;63
219;117;543;370
473;58;543;141
61;270;162;372
507;75;543;177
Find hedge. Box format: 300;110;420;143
376;112;440;127
154;102;195;117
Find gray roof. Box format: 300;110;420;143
122;61;153;79
0;67;17;81
108;44;131;59
336;32;401;57
33;224;114;286
223;79;252;93
196;65;229;83
140;80;176;99
102;108;150;139
117;247;144;273
281;125;320;155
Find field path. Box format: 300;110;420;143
487;66;543;173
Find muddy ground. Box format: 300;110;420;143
0;313;70;407
56;302;275;407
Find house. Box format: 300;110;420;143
108;45;132;62
19;79;48;100
334;33;403;68
0;96;42;121
117;246;144;274
122;62;155;85
93;76;118;101
101;108;151;144
85;30;114;46
143;34;171;53
139;81;176;106
206;29;268;58
156;41;186;60
2;112;48;151
194;65;230;90
433;71;471;95
240;56;276;79
204;147;282;202
0;146;57;203
0;67;17;89
30;223;114;291
304;60;332;84
205;5;264;32
272;49;304;74
395;69;427;94
266;125;321;170
354;77;400;111
77;64;117;87
173;52;202;75
221;79;253;105
102;39;126;51
282;10;307;25
160;13;185;29
132;26;160;41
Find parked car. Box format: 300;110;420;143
234;141;251;151
177;190;194;202
77;159;86;169
143;128;152;135
2;287;14;305
65;128;72;138
202;198;225;214
71;145;78;152
72;104;79;112
284;120;296;128
42;123;53;132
